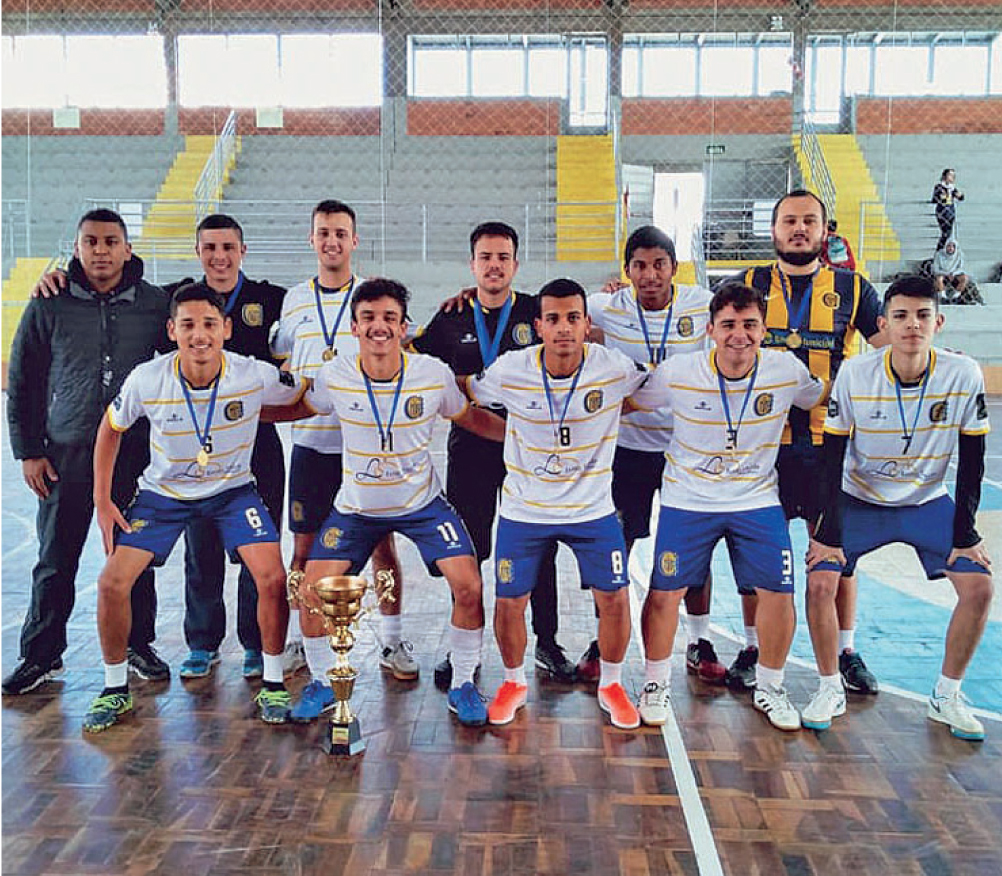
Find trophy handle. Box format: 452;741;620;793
286;569;326;619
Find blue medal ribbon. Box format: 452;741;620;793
892;358;932;455
179;360;222;461
363;354;406;452
540;350;585;447
222;271;246;317
472;293;514;369
634;287;674;365
777;269;816;336
715;352;760;451
312;275;355;354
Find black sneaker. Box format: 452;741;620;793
535;640;576;683
839;650;878;694
2;657;64;695
432;653;481;692
127;646;170;681
725;646;758;691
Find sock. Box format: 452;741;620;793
745;626;759;648
286;610;302;644
598;659;622;689
686;613;710;645
645;657;671;686
819;673;841;691
839;629;855;653
756;663;784;690
448;624;483;687
382;613;402;649
262;652;284;685
303;635;335;685
503;664;527;686
935;674;961;698
104;660;128;690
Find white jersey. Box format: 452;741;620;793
825;347;989;506
469;343;648;524
589;284;712;452
108;351;305;500
272;275;361;453
631;348;824;512
308;351;469;517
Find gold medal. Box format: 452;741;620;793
785;331;803;350
197;448;210;467
322;348;335;361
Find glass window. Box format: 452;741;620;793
178;34;279;106
757;45;792;94
932;45;988;95
2;35;67;108
569;41;608;126
412;46;467;97
873;45;928;95
279;33;381;107
844;45;872;95
528;46;566;97
65;35;166;108
642;46;697;96
701;47;754;96
621;45;640;97
471;47;523;96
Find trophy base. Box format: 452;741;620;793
322;717;366;756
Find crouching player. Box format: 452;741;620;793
804;275;992;739
84;284;306;732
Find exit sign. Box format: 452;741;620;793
706;144;726;156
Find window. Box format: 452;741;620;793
279;34;382;107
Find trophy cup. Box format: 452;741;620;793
287;569;395;755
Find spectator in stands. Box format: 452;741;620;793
932;169;964;251
822;219;856;272
932;236;970;303
3;209;169;695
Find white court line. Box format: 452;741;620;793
627;552;725;876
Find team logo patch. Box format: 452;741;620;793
405;395;424;420
677;316;694;338
976;393;988;420
321;527;342;549
497;558;514;584
827;398;839;418
512;322;533;346
822;292;840;309
291;501;305;523
658;551;678;577
929;401;949;423
112;394;123;411
279;371;296;387
224;400;244;421
584;389;603;413
241;303;264;327
754;392;774;416
129;518;148;531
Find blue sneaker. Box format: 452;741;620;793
242;649;264;679
290;679;335;722
179;649;220;679
447;681;488;727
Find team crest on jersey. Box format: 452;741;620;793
241;303;264;327
659;551;678;577
677;316;694;338
822;292;840;309
405;395;424;420
112;394;123;411
754;393;774;416
291;501;305;523
497;558;514;584
584;389;603;413
929;401;949;423
224;401;244;421
827;398;839;418
512;322;533;346
321;527;342;549
130;518;148;531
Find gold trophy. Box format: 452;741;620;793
287;569;395;755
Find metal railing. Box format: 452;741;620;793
2;199;29;272
690;222;708;289
800;117;837;218
194;110;238;223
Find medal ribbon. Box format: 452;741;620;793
222;271;246;317
892;358;932;455
363;354;406;452
715;352;760;449
777;269;816;336
540;351;585;445
312;275;355;353
634;288;674;365
179;363;222;457
472;293;514;369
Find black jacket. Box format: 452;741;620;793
7;255;170;459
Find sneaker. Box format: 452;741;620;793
928;690;985;741
535;640;577;683
488;681;528;725
282;640;307;677
637;681;671;726
839;650;879;694
576;640;601;684
2;657;64;695
801;684;847;730
256;687;292;725
127;645;170;681
83;689;133;733
686;638;727;685
726;646;758;691
598;682;641;730
433;654;454;692
753;684;801;732
447;681;488;727
379;641;419;681
178;649;220;679
290;679;335;722
242;649;264;679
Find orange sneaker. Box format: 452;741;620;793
598;682;641;729
488;681;528;725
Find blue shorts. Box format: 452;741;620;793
651;505;794;595
288;445;343;534
119;484;278;566
309;495;474;575
813;493;989;579
494;513;628;599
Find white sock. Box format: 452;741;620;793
449;624;483;687
839;629;855;653
382;613;402;648
755;663;784;690
819;673;841;691
303;635;335;685
598;659;622;688
686;613;710;645
504;664;527;686
745;626;759;648
104;660;128;689
262;652;284;685
935;674;962;698
645;657;672;686
286;610;302;644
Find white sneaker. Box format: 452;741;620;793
801;684;847;730
281;640;307;678
379;640;419;681
928;690;985;741
637;681;671;726
753;684;801;732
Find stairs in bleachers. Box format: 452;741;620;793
555;135;618;262
2;257;51;362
